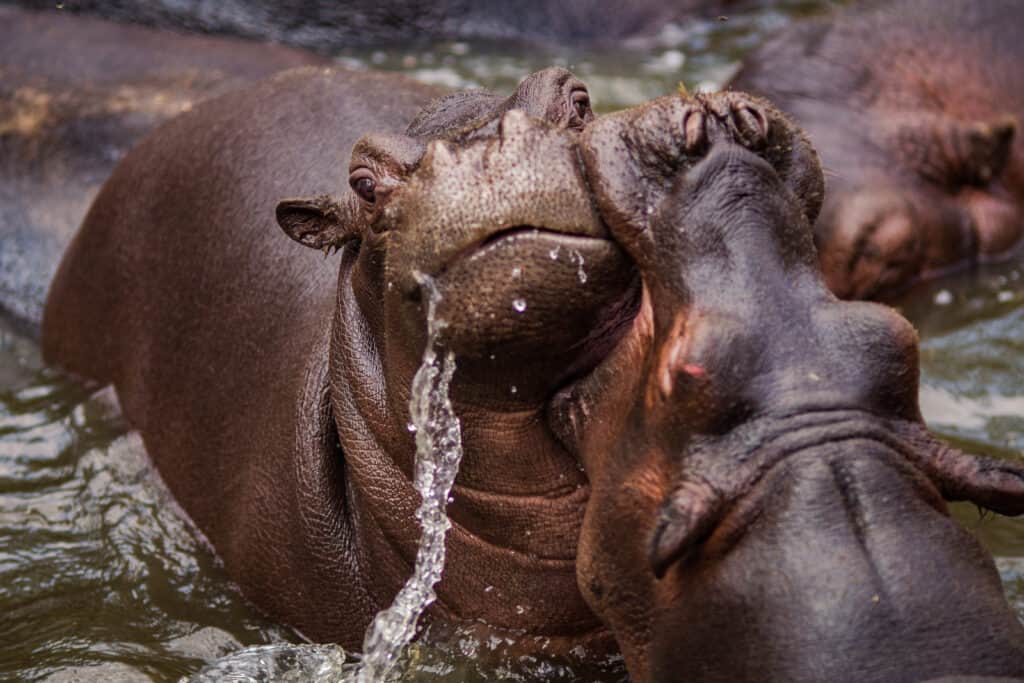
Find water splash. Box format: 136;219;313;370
354;271;464;682
512;298;527;313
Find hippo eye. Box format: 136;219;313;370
349;171;377;204
570;89;592;127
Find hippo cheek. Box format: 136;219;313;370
431;231;638;402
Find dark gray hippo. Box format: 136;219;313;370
730;0;1024;301
0;6;326;327
42;65;627;655
564;91;1024;680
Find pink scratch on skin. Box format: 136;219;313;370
682;364;706;378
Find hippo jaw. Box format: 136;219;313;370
556;92;1024;681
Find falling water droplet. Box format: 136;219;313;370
355;271;464;683
407;422;418;433
515;605;526;615
645;205;654;215
512;298;527;313
511;266;522;279
934;289;953;305
510;385;518;395
548;246;561;260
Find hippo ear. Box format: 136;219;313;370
275;195;355;253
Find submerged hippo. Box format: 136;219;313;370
567;93;1024;680
731;0;1024;300
39;62;1024;682
0;5;325;327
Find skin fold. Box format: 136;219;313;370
730;0;1024;301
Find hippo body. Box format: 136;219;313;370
0;6;326;327
42;65;623;652
730;0;1024;300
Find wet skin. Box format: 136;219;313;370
42;66;635;654
0;5;326;327
730;0;1024;301
557;92;1024;681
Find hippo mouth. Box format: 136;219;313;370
450;225;616;271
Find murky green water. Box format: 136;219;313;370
2;1;1023;680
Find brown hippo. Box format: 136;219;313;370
0;6;326;327
730;0;1024;301
42;65;625;655
565;92;1024;680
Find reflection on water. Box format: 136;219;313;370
2;1;1023;680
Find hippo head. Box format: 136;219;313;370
814;113;1021;300
549;92;1024;680
276;67;636;406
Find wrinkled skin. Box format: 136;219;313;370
42;66;638;654
554;91;1024;681
12;0;758;50
0;5;325;327
730;0;1024;300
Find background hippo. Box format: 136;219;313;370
42;65;632;656
567;91;1024;681
0;6;326;327
9;0;759;50
731;0;1024;300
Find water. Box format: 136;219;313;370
2;1;1023;680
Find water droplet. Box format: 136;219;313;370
512;298;527;312
406;422;418;433
645;205;655;215
934;289;953;305
997;290;1014;303
489;353;496;361
484;585;495;593
569;249;588;284
511;266;522;279
548;246;561;260
516;605;526;614
510;385;518;394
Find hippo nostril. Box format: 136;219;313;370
649;480;723;579
681;107;708;154
732;103;769;150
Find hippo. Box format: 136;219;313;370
39;47;1024;678
10;0;750;51
41;65;627;656
565;92;1024;680
0;5;326;327
730;0;1024;301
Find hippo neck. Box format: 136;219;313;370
327;247;607;647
